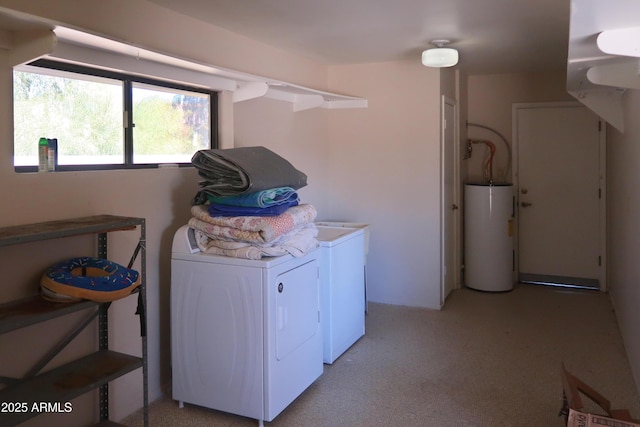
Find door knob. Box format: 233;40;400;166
521;202;533;207
452;204;459;210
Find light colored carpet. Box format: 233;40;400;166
122;284;640;426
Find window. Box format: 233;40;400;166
13;60;217;172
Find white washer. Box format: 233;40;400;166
315;223;368;364
170;225;323;425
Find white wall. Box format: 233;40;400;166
232;97;330;212
467;72;572;183
326;60;448;309
234;60;455;310
607;89;640;395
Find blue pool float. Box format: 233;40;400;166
41;257;140;303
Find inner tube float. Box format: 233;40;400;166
41;257;140;303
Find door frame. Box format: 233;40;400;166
441;95;461;306
511;101;607;291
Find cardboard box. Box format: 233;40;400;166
561;364;639;426
567;409;640;427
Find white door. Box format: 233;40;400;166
514;102;605;289
441;96;457;304
275;260;319;361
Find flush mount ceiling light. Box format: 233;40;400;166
422;39;459;68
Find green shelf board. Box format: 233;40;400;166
0;350;143;427
0;295;99;334
0;215;143;247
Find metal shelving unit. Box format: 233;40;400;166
0;215;148;427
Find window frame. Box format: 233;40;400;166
13;59;218;173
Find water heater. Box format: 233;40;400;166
464;183;514;292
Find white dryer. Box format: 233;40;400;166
170;226;323;425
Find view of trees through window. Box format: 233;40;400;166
14;70;123;165
132;83;210;164
13;65;212;169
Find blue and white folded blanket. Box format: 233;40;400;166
207;200;297;217
207;186;299;208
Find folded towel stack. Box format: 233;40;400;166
206;186;300;217
188;146;318;260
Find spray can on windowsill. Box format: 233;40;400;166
38;137;48;173
47;138;58;172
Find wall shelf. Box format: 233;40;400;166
0;215;140;246
0;350;142;426
0;295;98;334
567;0;640;132
1;22;367;112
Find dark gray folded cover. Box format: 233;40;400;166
192;146;307;200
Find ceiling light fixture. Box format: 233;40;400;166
422;39;458;68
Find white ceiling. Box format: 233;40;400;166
146;0;572;75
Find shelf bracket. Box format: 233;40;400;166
587;62;640;90
597;27;640;58
293;94;325;112
7;29;56;67
233;82;269;103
